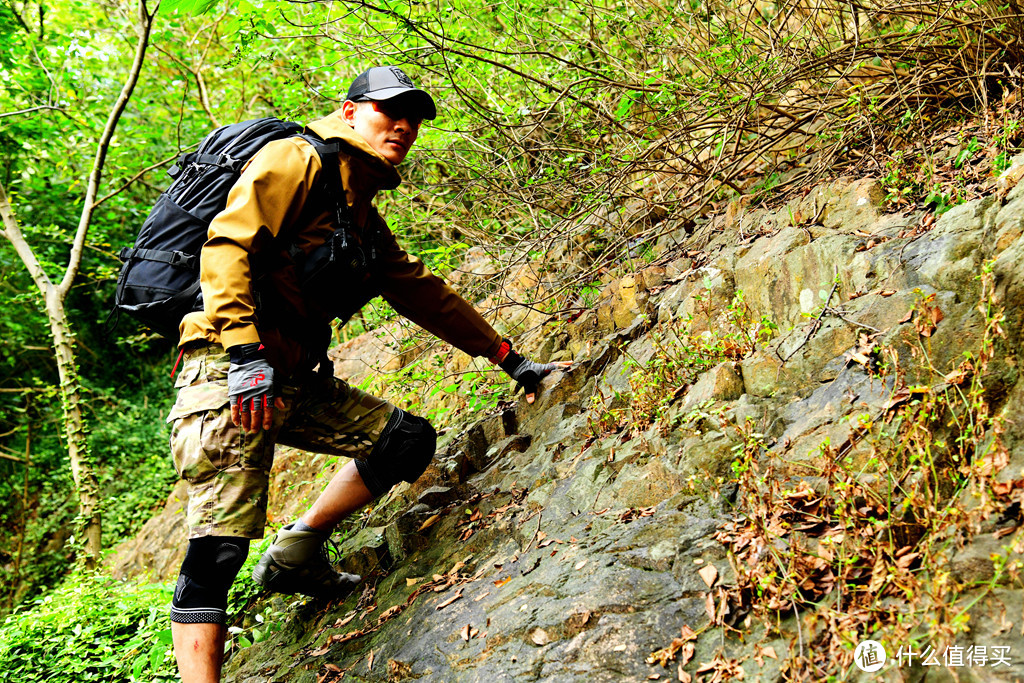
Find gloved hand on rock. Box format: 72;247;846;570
490;339;572;404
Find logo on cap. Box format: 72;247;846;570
389;67;414;88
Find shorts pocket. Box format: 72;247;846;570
169;382;238;481
173;355;204;388
167;380;229;423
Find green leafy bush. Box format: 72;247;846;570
0;571;176;682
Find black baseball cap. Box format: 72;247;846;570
345;66;437;120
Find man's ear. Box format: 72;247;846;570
340;100;357;127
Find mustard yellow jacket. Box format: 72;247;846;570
179;110;501;376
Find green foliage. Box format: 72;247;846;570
358;351;505;429
591;291;775;437
0;571;176;682
0;374;176;614
89;395;177;545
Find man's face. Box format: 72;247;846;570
342;98;422;165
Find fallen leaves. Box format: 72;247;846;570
844;332;881;373
854;231;889;252
331;612;356;629
646;625;697;668
619;505;657;523
417;514;441;532
306;556;483;659
695;654;746;682
913;293;944;337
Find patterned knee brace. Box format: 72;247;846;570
170;536;249;624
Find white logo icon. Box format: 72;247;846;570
854;639;887;672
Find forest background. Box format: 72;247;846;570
0;0;1020;679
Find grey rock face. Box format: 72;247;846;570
134;177;1024;681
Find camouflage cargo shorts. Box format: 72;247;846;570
168;343;396;539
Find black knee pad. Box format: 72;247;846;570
170;536;249;624
356;408;437;497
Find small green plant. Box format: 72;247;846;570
588;291;773;436
881;151;921;207
924;183;953;213
954;135;980;168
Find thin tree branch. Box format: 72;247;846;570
58;0;158;298
93;150;184;209
0;105;63;119
0;181;55;299
2;0;31;33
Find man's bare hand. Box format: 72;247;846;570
232;395;285;433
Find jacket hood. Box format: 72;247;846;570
306;110;402;193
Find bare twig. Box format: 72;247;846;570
93;150;185;209
780;275;840;365
0;105;64;119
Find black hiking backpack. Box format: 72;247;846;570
113;117;353;339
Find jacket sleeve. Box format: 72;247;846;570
200;138;321;350
374;218;502;359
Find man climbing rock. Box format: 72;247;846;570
167;66;569;682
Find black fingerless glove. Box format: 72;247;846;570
491;339;558;396
227;342;274;412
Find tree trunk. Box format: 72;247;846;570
0;0;156;567
46;294;102;564
0;185;103;566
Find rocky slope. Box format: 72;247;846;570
113;164;1024;681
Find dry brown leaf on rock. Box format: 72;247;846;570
914;294;944;337
436;591;463;610
645;628;696;669
754;645;778;666
698;564;718;588
531;628;552;646
417;514;441;532
377;604;403;624
944;360;974;385
331;612;357;628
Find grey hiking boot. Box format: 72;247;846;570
252;523;361;599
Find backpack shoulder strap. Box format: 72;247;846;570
286;131;356;261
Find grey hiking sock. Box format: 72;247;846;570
292;520;323;534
